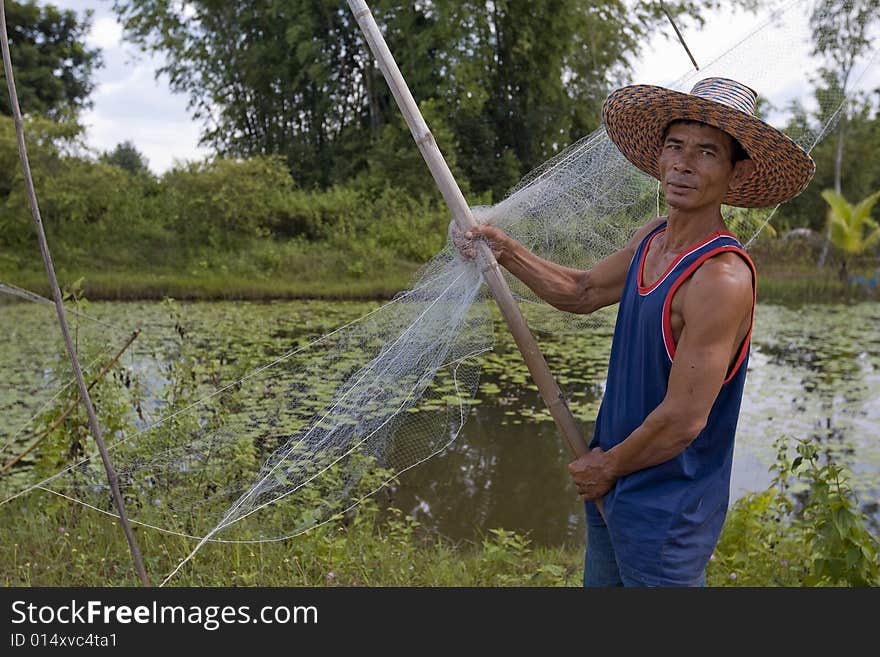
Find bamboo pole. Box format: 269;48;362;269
345;0;588;460
1;331;140;476
660;1;700;71
0;1;150;586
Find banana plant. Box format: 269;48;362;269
820;188;880;281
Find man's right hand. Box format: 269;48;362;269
450;222;511;262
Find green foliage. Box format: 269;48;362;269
276;185;363;241
724;205;777;243
336;185;451;263
775;94;880;233
0;1;101;119
158;156;296;247
709;436;880;587
24;287;142;505
0;113;149;250
771;2;880;233
811;0;879;77
822;188;880;256
101;141;152;178
0;108;453;287
110;0;748;197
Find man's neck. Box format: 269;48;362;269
663;206;728;253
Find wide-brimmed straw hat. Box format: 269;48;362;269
602;77;815;208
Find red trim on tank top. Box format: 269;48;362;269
661;246;757;385
637;228;739;295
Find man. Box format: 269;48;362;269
456;78;815;586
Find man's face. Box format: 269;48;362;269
657;121;750;213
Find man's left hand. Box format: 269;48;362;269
568;447;616;501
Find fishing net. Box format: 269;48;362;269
1;0;876;583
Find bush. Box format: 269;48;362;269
159;156;296;246
710;436;880;586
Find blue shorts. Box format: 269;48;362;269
584;509;706;588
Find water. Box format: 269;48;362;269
394;301;880;545
1;297;878;546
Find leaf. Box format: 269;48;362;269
846;546;861;569
831;505;851;538
821;188;880;256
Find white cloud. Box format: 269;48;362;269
35;1;210;173
87;16;122;51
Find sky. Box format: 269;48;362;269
33;1;880;174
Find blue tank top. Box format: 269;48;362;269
585;220;756;585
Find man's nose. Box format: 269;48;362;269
672;156;693;173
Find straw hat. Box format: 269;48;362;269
602;77;815;208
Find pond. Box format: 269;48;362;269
1;296;878;546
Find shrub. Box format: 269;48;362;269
710;436;880;586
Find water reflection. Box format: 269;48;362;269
392;408;591;547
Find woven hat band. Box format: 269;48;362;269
690;77;757;116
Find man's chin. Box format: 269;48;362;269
666;199;694;212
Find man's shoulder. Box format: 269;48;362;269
696;249;754;282
687;250;755;310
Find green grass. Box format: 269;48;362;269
750;242;879;304
0;494;585;587
1;237;424;301
4;226;875;304
4;268;420;301
6;247;875;305
4;438;877;588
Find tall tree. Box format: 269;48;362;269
810;0;880;264
0;1;101;119
777;92;880;233
811;0;880;195
441;1;750;198
111;1;748;195
101;140;152;177
112;0;445;188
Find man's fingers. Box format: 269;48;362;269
450;224;506;261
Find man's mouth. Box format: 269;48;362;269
666;180;695;192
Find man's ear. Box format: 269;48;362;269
729;159;756;190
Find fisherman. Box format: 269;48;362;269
455;78;815;586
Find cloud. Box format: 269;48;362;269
87;16;122;51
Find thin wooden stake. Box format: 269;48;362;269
346;1;588;461
660;1;700;71
1;331;140;475
0;1;150;586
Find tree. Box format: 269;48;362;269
440;1;757;198
101;140;152;177
810;0;880;195
0;114;146;249
775;92;880;233
112;0;433;189
810;0;880;264
111;1;750;196
0;1;101;119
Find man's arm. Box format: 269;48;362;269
458;218;664;314
569;252;754;499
